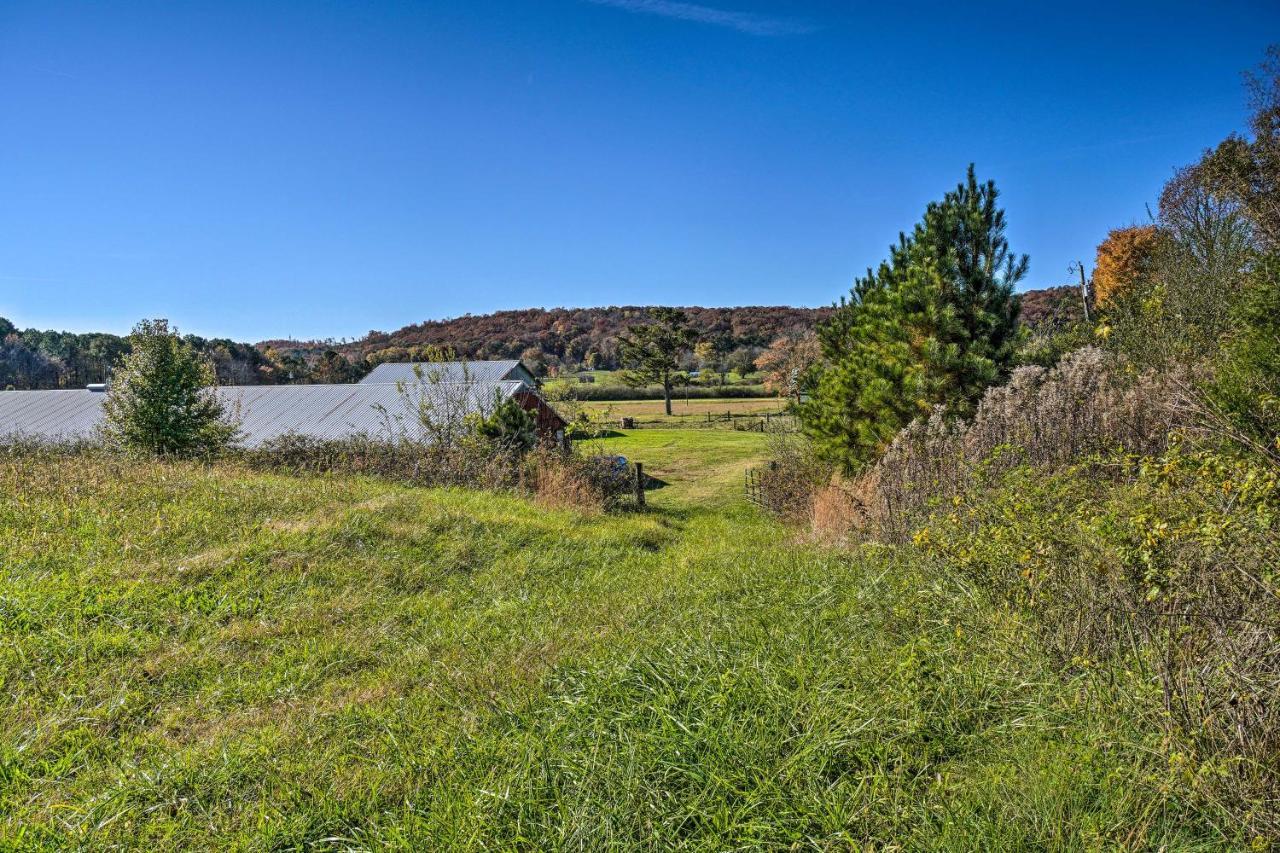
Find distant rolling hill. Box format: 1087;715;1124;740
260;305;836;373
261;288;1084;373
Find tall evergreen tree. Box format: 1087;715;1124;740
800;166;1026;471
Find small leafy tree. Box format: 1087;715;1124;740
618;307;697;416
101;319;236;456
725;346;758;380
755;334;821;401
1197;45;1280;251
693;340;720;382
693;336;733;384
1103;47;1269;372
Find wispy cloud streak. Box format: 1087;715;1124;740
583;0;814;36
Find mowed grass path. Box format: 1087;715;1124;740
586;429;770;507
0;443;1232;848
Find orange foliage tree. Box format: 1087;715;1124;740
1093;225;1164;305
755;334;821;401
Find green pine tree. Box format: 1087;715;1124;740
800;166;1026;471
617;308;698;416
476;395;538;452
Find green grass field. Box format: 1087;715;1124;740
585;429;770;507
0;436;1240;848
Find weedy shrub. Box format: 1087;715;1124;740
525;447;633;512
750;432;831;522
910;447;1280;832
237;434;634;511
865;346;1176;540
809;479;861;543
0;434;104;459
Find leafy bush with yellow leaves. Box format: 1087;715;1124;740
911;445;1280;832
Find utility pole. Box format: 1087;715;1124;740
1070;261;1091;323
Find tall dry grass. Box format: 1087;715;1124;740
864;347;1177;540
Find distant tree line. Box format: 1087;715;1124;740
0;317;371;390
4;298;1082;392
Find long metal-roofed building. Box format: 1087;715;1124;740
359;359;537;387
0;379;566;447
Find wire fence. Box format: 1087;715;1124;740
601;411;799;432
745;461;780;511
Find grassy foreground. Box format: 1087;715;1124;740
0;440;1238;848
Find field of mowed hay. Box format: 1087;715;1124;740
581;396;786;422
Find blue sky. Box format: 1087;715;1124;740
1;1;1275;341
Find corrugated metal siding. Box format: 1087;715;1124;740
0;390;106;441
359;361;531;385
0;381;523;447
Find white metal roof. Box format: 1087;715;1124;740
0;381;524;448
0;389;105;443
359;360;533;386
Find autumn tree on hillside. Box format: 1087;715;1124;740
1093;226;1164;306
311;349;362;384
755;334;821;402
618;308;698;416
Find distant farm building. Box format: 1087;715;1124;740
0;370;565;447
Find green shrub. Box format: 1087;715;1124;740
100;319;237;457
473;396;537;452
1199;254;1280;464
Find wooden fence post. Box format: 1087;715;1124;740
634;462;645;507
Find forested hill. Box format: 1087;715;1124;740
262;306;835;375
2;290;1081;389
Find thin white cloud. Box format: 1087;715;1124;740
583;0;814;36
